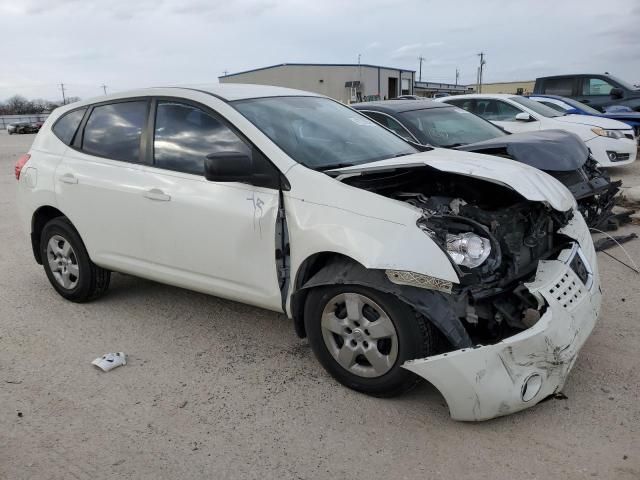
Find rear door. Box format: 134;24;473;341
55;99;153;268
136;98;283;311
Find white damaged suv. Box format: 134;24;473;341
15;85;601;421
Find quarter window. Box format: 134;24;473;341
582;78;614;96
53;108;86;145
82;101;148;162
153;102;250;175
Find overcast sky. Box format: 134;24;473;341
1;0;639;102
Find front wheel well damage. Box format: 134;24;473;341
291;254;470;350
291;252;358;338
31;206;66;264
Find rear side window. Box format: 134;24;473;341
82;101;148;162
446;99;474;112
542;78;573;96
53;108;86;145
153;102;250;175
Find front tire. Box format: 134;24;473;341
40;217;110;302
304;285;439;397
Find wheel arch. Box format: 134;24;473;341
31;205;68;264
290;251;363;338
290;253;472;349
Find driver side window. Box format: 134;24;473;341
153;101;250;175
582;78;615;96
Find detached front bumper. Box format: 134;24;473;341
402;217;601;421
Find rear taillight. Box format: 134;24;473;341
15;153;31;180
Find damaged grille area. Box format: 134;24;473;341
341;166;575;345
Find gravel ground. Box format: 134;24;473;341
1;131;639;480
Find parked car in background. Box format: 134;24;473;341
394;95;424;100
526;94;640;140
7;122;38;134
15;85;600;421
352;99;620;228
437;94;637;167
534;73;640;112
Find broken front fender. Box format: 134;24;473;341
403;242;601;421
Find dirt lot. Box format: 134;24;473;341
1;131;639;479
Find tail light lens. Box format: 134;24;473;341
15;154;31;180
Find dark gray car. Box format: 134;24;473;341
352;99;621;229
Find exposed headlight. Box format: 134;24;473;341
591;127;625;139
446;232;491;268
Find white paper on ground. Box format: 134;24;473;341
91;352;127;372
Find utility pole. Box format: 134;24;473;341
477;52;486;93
455;68;460;87
60;83;66;105
101;84;107;95
418;55;426;82
222;70;228;76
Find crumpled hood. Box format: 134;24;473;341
328;148;575;212
456;130;589;172
555;114;632;130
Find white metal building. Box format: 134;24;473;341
219;63;415;103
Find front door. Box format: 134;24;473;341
475;99;541;134
577;76;617;111
137;100;283;311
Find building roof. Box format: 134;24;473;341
219;63;415;79
351;99;450;113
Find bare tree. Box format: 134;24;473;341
5;95;32;114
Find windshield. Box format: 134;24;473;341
562;98;603;115
232;97;417;170
510;96;564;118
399;106;505;147
608;74;639;91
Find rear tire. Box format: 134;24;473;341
40;217;110;302
304;284;439;397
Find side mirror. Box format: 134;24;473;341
205;151;253;183
204;151;285;190
515;112;532;122
610;87;624;99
